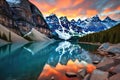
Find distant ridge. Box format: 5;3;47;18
79;23;120;43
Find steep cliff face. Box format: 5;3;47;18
0;0;51;36
0;0;12;18
9;0;51;35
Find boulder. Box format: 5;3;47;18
109;73;120;80
107;44;120;54
83;74;90;80
50;76;55;80
77;69;87;77
109;64;120;74
98;43;110;51
98;43;120;55
96;57;114;71
90;69;108;80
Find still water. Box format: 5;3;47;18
0;41;100;80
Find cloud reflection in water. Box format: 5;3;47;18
38;41;96;80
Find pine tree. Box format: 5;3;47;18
79;23;120;43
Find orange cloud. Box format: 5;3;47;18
48;8;57;13
29;0;120;20
117;6;120;10
57;0;71;8
103;8;111;14
73;0;84;6
29;0;82;17
86;10;98;17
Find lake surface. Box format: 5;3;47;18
0;41;101;80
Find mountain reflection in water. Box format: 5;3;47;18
0;41;99;80
38;41;96;80
38;59;96;80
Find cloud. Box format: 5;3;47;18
86;10;98;17
29;0;120;20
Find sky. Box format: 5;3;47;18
29;0;120;20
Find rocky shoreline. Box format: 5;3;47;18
61;43;120;80
79;42;101;46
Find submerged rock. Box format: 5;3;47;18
65;72;77;78
92;60;100;64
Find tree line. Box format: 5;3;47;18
79;23;120;43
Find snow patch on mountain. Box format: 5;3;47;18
46;14;119;40
55;30;71;40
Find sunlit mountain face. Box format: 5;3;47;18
29;0;120;21
29;0;120;40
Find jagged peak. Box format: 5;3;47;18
46;13;58;19
105;16;112;20
60;16;67;19
71;19;76;22
92;15;100;19
77;18;81;21
49;13;56;16
103;16;116;22
84;18;92;22
91;15;101;22
59;16;69;21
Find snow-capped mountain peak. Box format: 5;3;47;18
91;15;101;22
103;16;116;22
45;14;119;40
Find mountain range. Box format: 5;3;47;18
79;23;120;43
0;0;119;41
45;14;119;40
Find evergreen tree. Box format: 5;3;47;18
79;23;120;43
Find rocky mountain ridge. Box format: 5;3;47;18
45;14;119;40
0;0;52;42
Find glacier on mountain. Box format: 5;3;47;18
46;14;119;40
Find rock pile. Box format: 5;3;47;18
65;43;120;80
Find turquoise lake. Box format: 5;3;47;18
0;41;101;80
